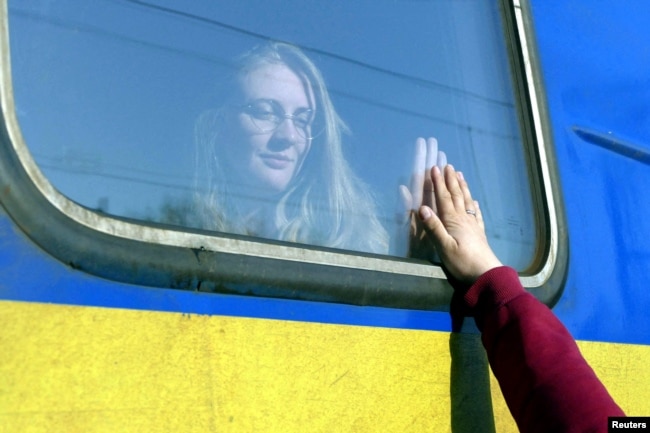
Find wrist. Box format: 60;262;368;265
461;266;524;321
470;255;503;284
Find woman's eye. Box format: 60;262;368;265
251;107;276;120
294;113;311;129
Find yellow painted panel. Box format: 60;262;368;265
577;340;650;417
1;300;649;432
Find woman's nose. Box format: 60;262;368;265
273;117;301;142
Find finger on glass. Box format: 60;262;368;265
431;165;454;218
442;164;467;213
474;200;485;230
456;171;477;217
437;150;447;170
409;137;426;211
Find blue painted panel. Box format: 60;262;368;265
531;2;650;344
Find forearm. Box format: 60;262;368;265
467;267;624;433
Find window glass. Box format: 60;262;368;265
9;0;537;269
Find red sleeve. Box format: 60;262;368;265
463;266;625;433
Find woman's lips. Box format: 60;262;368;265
259;153;293;169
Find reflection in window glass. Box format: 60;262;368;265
9;0;537;269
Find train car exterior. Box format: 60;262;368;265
1;1;649;432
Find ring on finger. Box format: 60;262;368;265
465;209;476;217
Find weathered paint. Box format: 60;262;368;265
1;301;648;432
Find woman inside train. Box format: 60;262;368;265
193;41;388;254
193;41;445;256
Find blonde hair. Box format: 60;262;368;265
195;41;388;254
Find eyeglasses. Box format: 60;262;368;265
239;99;316;140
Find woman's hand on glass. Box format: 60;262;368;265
418;164;502;285
397;137;447;260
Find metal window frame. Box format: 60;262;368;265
0;0;567;310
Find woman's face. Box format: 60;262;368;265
225;62;314;194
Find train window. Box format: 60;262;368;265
0;0;567;308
